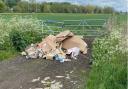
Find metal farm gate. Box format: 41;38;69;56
38;18;112;37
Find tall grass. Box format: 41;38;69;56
86;27;127;89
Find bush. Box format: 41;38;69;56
9;30;27;51
9;29;43;52
22;30;43;45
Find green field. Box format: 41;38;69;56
0;13;110;20
0;13;127;24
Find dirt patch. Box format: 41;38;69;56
0;38;94;89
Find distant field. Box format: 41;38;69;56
0;13;126;23
0;13;110;20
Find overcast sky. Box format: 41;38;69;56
32;0;128;12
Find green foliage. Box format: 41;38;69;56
85;5;96;13
86;29;127;89
13;1;28;13
94;6;103;13
0;1;116;13
8;21;43;51
0;16;44;60
9;29;43;51
0;0;6;12
103;7;115;14
0;50;17;61
9;30;26;51
4;0;21;8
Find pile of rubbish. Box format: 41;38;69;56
21;30;88;63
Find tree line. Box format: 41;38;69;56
0;0;116;13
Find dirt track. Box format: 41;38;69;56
0;38;93;89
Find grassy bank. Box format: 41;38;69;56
0;50;17;61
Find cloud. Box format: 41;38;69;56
36;0;127;11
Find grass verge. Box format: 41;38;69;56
86;27;127;89
0;50;18;61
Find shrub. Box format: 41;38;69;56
9;29;43;51
9;30;27;51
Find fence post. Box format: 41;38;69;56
42;21;44;33
83;20;85;35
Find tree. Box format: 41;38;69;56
41;3;51;13
94;6;103;13
14;1;28;13
0;0;6;12
0;1;116;13
4;0;20;8
103;7;114;13
13;5;21;12
85;5;96;13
